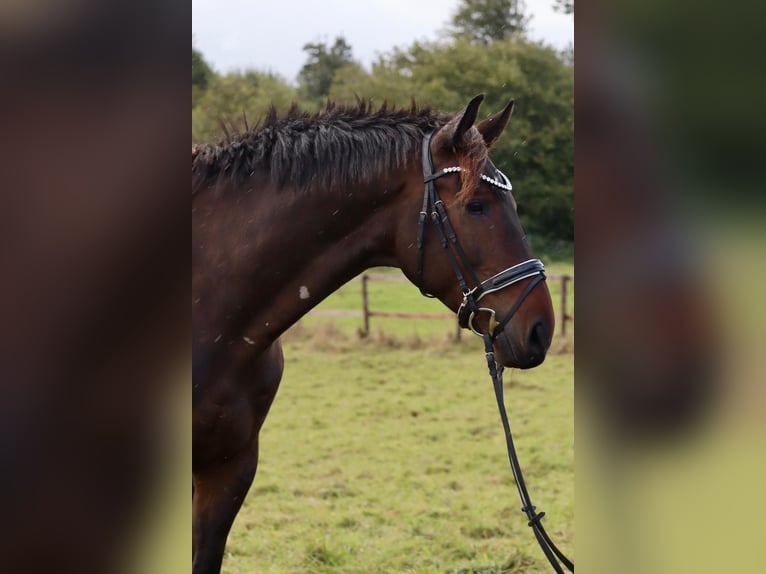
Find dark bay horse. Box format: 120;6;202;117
192;95;555;574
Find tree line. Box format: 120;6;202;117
192;0;573;245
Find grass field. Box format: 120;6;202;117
221;262;574;574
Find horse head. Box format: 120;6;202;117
398;95;556;369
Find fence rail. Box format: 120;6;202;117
310;272;573;339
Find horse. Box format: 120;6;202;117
191;94;556;574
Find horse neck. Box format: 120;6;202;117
192;169;414;349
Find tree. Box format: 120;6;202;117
298;36;358;102
553;0;573;15
192;71;296;143
449;0;531;44
192;46;215;108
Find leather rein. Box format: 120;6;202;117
416;131;574;573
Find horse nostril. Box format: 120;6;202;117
527;321;549;359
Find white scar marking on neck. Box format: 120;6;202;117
299;285;310;299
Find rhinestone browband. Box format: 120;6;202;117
438;166;513;191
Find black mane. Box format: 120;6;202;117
192;102;447;194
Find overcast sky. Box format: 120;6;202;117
192;0;573;83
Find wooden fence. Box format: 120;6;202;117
311;273;573;339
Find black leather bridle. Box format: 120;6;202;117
416;133;547;336
416;131;574;573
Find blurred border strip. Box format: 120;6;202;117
0;1;189;573
576;0;766;572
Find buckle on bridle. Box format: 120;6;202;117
467;307;499;337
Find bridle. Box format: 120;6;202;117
416;132;547;336
416;131;574;573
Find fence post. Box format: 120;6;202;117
560;275;569;337
361;274;370;337
455;319;462;342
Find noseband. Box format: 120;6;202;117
416;132;574;573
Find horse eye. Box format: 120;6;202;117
466;200;486;215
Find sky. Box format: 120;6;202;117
192;0;573;83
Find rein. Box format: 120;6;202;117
417;132;574;573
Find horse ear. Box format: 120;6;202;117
476;99;514;149
435;94;485;150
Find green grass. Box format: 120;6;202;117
221;331;574;573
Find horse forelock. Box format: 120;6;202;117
455;127;489;202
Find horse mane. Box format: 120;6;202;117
191;101;487;199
